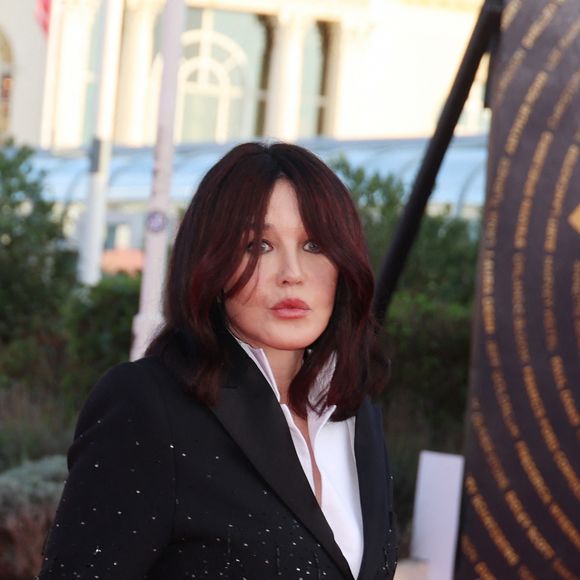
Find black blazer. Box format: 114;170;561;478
39;334;398;579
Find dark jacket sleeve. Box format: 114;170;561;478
38;361;175;579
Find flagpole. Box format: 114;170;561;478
130;0;185;360
78;0;124;285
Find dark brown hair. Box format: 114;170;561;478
147;142;387;419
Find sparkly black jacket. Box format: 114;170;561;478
39;334;398;580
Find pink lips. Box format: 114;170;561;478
272;298;310;319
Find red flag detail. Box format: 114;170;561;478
36;0;51;36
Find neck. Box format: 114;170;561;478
263;347;304;404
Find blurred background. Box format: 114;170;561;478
0;0;489;577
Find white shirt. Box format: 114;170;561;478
235;338;364;578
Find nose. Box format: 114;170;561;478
276;248;304;286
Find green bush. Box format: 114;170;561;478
0;141;76;392
0;455;67;513
61;273;141;412
0;385;73;473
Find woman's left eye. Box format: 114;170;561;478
304;240;321;253
246;239;272;253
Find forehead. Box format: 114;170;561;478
263;179;305;230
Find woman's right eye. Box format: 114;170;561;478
246;239;272;253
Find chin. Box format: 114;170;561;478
268;334;322;352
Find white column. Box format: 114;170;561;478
263;12;307;141
322;16;371;138
49;0;100;148
115;0;165;146
131;0;185;361
40;0;63;148
78;0;124;285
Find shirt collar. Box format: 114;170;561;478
230;332;336;411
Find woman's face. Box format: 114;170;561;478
224;178;338;359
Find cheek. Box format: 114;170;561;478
317;263;339;304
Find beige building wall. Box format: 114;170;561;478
0;0;47;146
357;0;483;138
0;0;485;148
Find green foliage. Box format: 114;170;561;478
0;141;77;391
332;156;404;271
0;385;73;473
61;273;140;411
333;155;479;305
0;455;67;513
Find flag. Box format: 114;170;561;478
35;0;51;36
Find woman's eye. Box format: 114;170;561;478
304;240;321;253
246;239;272;253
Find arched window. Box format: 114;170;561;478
0;29;13;137
299;22;330;138
148;8;269;143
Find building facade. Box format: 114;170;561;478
0;0;486;150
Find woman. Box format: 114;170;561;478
39;142;398;579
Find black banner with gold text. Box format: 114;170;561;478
456;0;580;578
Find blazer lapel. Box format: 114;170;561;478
355;398;390;580
209;334;354;580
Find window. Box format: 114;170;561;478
149;8;270;143
299;22;330;138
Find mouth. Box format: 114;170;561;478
271;298;310;319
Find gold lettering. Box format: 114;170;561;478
492;370;520;438
506;104;531;155
547;19;580;71
552;557;578;580
539;417;558;453
491;158;511;206
514;198;532;249
544;216;558;252
551;356;566;389
495;49;525;107
542;256;554;307
522;366;544;419
543;309;557;352
527;526;555;559
482;251;495;296
516;132;553;248
501;0;522;31
517;566;536;580
486;339;501;368
560;390;580;427
514;317;531;363
544;216;558;253
516;441;552;504
482;296;496;335
472;411;510;490
467;476;519;566
554;450;580;501
522;3;557;49
461;534;478;563
475;562;498;580
548;70;580;130
549;503;580;550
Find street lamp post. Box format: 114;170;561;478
131;0;186;360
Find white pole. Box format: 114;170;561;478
130;0;185;360
78;0;124;285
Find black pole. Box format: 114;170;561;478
373;0;504;325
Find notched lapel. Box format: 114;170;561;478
355;398;392;579
210;336;354;580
